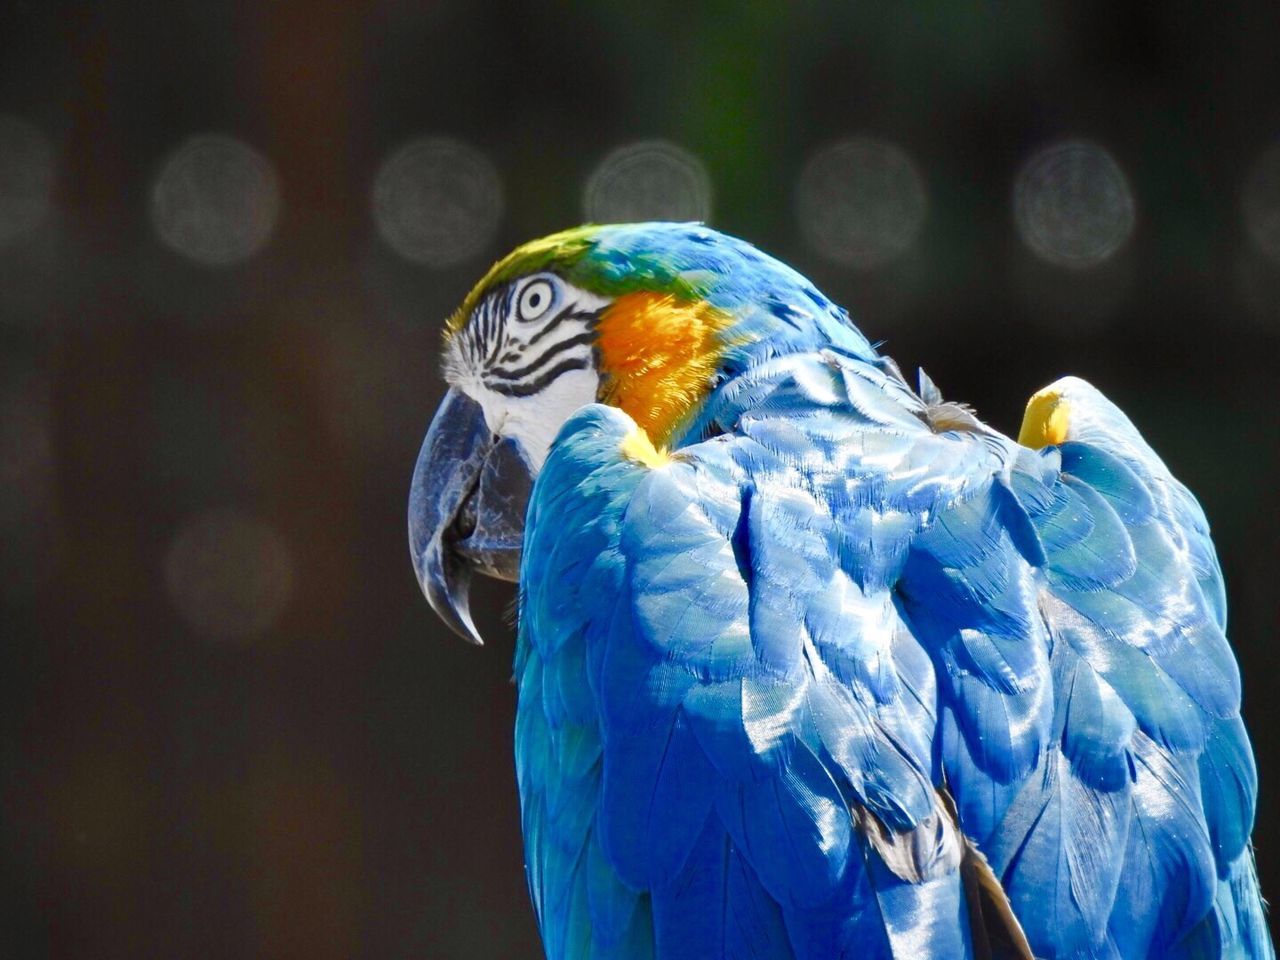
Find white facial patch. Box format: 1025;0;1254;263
443;274;611;474
496;366;601;470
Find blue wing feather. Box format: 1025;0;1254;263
651;811;795;959
598;705;718;889
1199;716;1258;872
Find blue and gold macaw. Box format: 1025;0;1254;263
408;223;1272;959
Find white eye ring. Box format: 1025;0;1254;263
517;279;555;322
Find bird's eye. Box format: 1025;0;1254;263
517;279;555;322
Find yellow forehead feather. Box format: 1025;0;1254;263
445;227;599;335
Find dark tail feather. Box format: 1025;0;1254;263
939;788;1035;960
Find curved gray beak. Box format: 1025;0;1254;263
408;388;533;644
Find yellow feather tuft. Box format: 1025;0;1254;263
620;428;671;469
1019;388;1072;448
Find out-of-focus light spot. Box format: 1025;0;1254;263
164;507;294;642
0;116;54;247
583;140;712;223
0;365;61;600
795;137;928;270
1242;142;1280;266
372;137;503;268
1014;140;1135;269
151;134;281;266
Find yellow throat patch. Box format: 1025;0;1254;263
1019;387;1072;448
595;291;732;446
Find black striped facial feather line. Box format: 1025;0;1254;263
448;284;605;395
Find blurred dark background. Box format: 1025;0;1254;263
1;1;1277;957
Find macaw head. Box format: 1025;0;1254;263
409;222;877;643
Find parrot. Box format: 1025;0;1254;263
407;222;1272;960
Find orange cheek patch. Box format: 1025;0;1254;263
595;291;732;444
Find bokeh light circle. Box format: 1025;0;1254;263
1014;140;1135;268
164;507;295;643
0;116;54;247
1242;141;1280;266
372;137;503;267
795;137;928;270
583;140;712;223
151;134;281;266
